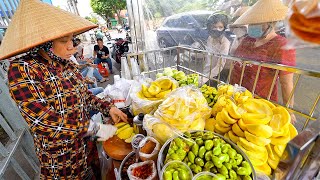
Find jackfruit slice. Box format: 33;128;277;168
288;123;298;139
242;99;273;116
242;113;271;125
157;79;172;90
148;84;161;96
244;131;271;146
142;84;153;98
238;137;267;153
232;123;245;137
117;127;134;140
255;163;272;175
155;90;171;98
246;124;273;138
269;107;290;136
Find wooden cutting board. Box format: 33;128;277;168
103;135;132;161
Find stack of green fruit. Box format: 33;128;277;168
200;85;218;107
156;68;199;87
163;161;192;180
164;131;253;180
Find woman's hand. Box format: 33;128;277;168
109;106;128;123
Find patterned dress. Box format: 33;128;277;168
8;54;111;179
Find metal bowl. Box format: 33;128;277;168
157;130;257;180
118;151;135;180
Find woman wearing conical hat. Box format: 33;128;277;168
0;0;127;179
230;0;296;122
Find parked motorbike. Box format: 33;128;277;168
111;38;129;64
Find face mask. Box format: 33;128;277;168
209;29;224;38
248;24;264;38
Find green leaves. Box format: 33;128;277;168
90;0;126;21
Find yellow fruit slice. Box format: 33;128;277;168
226;99;242;119
124;133;135;143
268;155;280;169
216;112;231;128
171;83;177;90
255;163;272;175
115;124;130;135
115;122;127;128
214;123;230;134
270;128;290;145
220;108;238;124
244;131;271;146
147;97;161;101
246;124;273;138
148;84;161;96
266;144;277;161
274;145;286;157
205;118;216;132
242;113;271;125
237;119;247;131
272;125;289;138
239;146;266;166
142;84;153;98
155;90;171;98
157;79;172;90
258;99;276;109
288;123;298;139
117;127;134;140
238;137;267;153
224;132;230;139
228;130;239;143
269;107;290;135
242;99;273;116
232;123;245;137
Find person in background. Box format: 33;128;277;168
74;38;84;61
229;6;250;54
0;0;128;179
230;0;296;122
203;13;231;84
93;38;113;74
95;29;104;40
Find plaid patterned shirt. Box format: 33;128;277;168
8;54;111;179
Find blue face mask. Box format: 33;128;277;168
248;24;264;38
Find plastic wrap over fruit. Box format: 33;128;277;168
131;77;178;116
154;85;211;132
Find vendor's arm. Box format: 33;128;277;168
8;61;88;139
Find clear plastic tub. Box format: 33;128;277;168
192;172;216;180
160;160;193;180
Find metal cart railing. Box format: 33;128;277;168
126;46;320;179
127;46;319;132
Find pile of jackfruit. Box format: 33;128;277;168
144;86;211;144
205;84;298;175
136;77;178;101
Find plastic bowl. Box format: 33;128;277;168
157;130;256;180
160;160;193;180
192;172;216;180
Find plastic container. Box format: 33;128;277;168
192;172;216;180
160;160;193;180
157;130;257;180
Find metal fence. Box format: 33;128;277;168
127;46;320;132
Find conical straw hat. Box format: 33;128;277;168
0;0;97;60
233;0;288;25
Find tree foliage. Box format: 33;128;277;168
90;0;127;24
85;16;99;24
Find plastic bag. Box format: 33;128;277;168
285;0;320;48
130;77;178;116
130;84;163;116
153;85;211;132
138;136;160;161
127;160;157;180
143;114;180;144
121;57;132;80
104;77;134;108
130;57;141;80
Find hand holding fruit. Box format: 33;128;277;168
109;106;128;123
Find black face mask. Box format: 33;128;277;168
209;30;224;38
